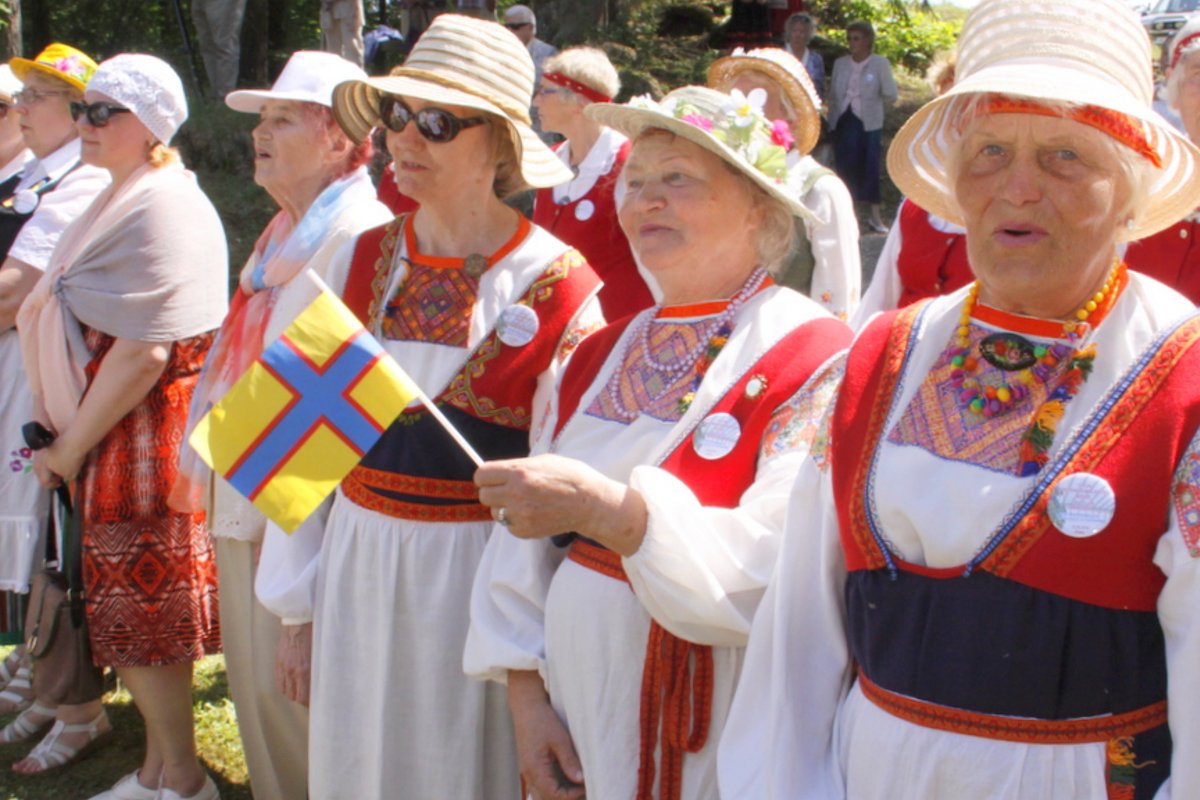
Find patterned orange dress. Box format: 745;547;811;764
78;326;221;667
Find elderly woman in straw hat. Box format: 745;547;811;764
720;0;1200;797
709;47;861;320
17;54;227;799
532;46;655;320
264;14;602;798
170;49;388;800
466;86;852;800
1126;17;1200;304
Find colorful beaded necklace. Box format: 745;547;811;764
947;260;1126;476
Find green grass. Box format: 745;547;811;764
0;653;251;800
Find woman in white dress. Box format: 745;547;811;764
467;86;852;800
720;1;1200;797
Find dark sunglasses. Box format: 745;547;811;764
504;22;531;30
379;97;487;143
69;101;131;127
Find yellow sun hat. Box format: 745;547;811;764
10;43;98;92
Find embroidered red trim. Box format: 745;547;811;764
341;470;491;521
858;671;1167;744
345;465;480;499
567;537;628;582
543;71;611;103
971;96;1162;168
984;315;1200;575
1171;32;1200;70
972;268;1128;339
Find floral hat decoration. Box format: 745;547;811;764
587;85;817;223
11;43;97;92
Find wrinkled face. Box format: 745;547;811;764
384;96;496;205
532;82;577;134
1176;50;1200;145
731;74;786;124
787;19;813;52
77;90;153;173
15;72;78;158
506;20;534;45
953;112;1127;316
619;132;762;299
252;100;339;200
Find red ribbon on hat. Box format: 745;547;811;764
972;96;1163;169
1172;32;1200;71
543;71;611;104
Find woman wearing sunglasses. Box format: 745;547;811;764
0;43;109;742
18;54;227;800
254;15;602;798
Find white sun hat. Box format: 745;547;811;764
707;47;822;156
332;14;572;190
587;85;818;224
887;0;1200;240
88;54;187;144
226;51;367;113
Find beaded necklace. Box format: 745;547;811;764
602;267;770;422
946;261;1126;476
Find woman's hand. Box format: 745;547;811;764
475;454;648;556
275;622;313;706
508;670;584;800
31;451;62;490
35;437;87;485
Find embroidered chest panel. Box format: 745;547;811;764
381;261;479;347
586;315;722;425
887;323;1071;475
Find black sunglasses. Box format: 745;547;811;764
69;101;132;128
504;22;531;30
379;97;487;143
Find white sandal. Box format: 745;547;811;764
0;663;33;715
13;710;112;774
158;775;220;800
86;769;160;800
0;700;55;743
0;649;23;688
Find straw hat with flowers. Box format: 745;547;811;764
10;43;97;92
707;47;823;156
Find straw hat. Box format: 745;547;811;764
89;54;188;145
587;86;817;224
332;14;571;189
887;0;1200;240
227;51;367;113
708;47;822;156
11;43;97;92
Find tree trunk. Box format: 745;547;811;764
4;0;21;59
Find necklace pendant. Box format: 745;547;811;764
464;253;488;279
979;332;1038;371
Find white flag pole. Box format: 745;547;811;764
411;386;484;467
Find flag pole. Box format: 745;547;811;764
412;388;484;467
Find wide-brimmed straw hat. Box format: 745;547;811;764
11;43;97;92
332;14;571;189
887;0;1200;240
227;51;367;113
587;86;817;224
707;47;822;156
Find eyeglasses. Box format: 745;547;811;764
379;97;487;143
14;88;72;106
535;87;563;97
69;101;132;127
504;22;531;30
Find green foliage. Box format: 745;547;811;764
587;1;720;99
815;1;960;75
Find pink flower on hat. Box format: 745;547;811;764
770;119;794;150
682;114;714;132
52;55;85;79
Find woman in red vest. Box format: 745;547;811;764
468;86;851;800
721;1;1200;798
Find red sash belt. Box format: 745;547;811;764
568;537;713;800
341;465;490;522
857;671;1168;745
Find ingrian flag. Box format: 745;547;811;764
189;273;418;533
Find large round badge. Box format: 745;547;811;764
12;190;39;215
1048;473;1116;538
574;200;595;221
496;304;539;347
693;413;740;460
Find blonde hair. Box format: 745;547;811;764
149;143;182;168
946;94;1153;242
489;116;526;199
541;47;621;104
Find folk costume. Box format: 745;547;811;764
1125;213;1200;305
534;129;654;321
467;284;851;800
721;274;1200;799
784;152;861;320
255;212;602;799
854;197;972;326
18;160;228;667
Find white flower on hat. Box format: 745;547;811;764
723;88;767;128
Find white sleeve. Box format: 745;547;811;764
851;202;905;330
717;456;851;799
1152;431;1200;799
9;166;110;270
805;175;861;323
621;356;844;647
254;495;332;625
